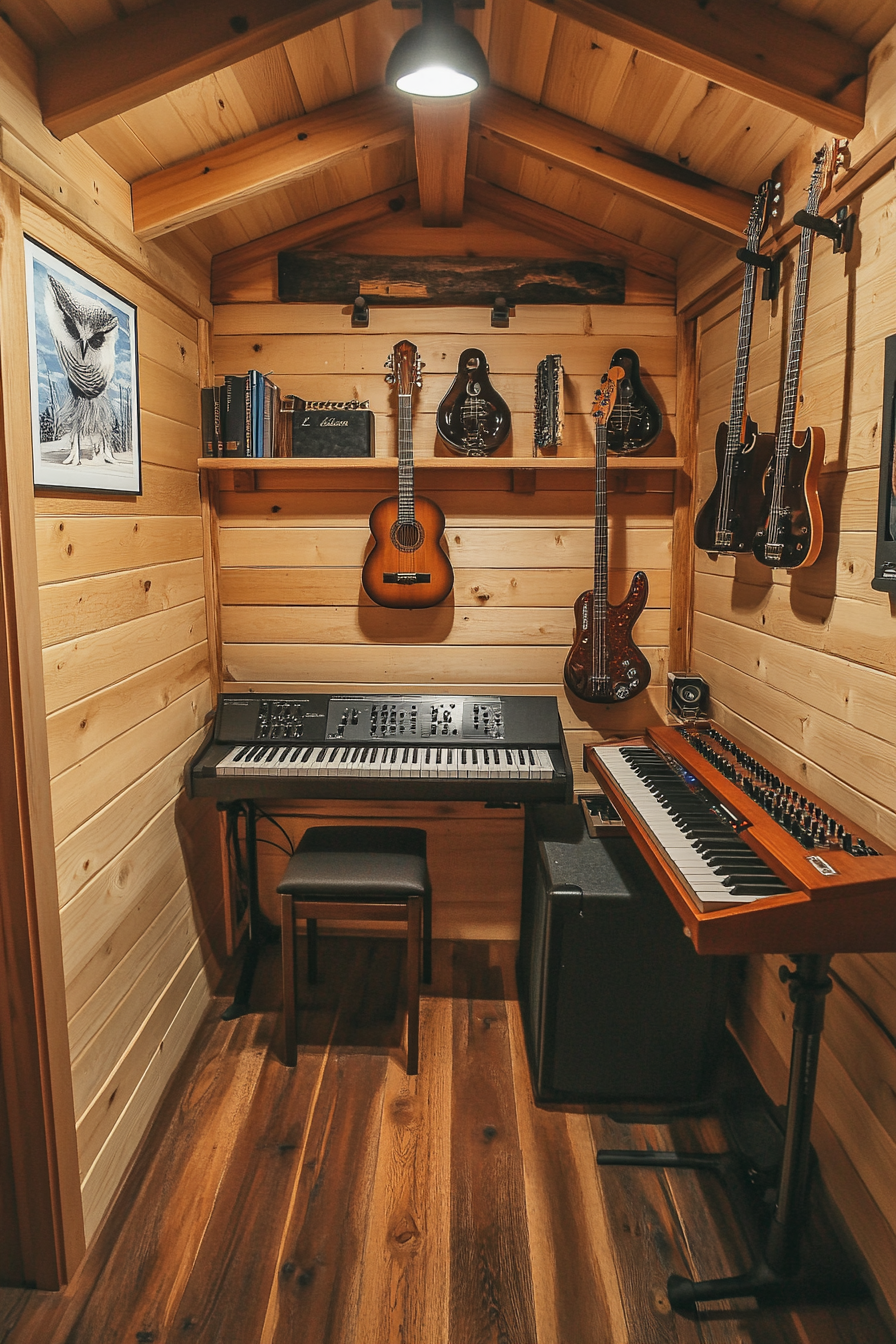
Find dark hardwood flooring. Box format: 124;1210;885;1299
1;937;893;1344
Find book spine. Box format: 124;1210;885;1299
223;375;247;456
200;387;215;457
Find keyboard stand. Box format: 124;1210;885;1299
221;800;279;1020
598;953;833;1310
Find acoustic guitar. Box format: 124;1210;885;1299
362;340;454;609
436;348;511;455
694;178;777;553
564;365;651;703
752;147;828;569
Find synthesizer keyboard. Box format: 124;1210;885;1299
187;693;572;804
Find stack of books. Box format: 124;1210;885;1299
201;372;283;457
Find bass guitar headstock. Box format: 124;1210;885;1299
385;340;424;394
591;364;625;427
745;177;780;250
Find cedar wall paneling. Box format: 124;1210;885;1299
691;170;896;1311
211;300;679;935
25;201;224;1244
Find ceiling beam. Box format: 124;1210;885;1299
211;180;421;302
471;87;753;243
413;96;470;227
525;0;866;137
37;0;376;140
131;88;412;240
463;176;675;282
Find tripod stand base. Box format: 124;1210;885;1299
668;1259;786;1310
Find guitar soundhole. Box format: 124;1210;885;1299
390;520;424;552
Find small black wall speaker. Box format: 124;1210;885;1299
667;672;709;719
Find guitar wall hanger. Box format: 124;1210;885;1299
792;205;856;254
491;296;512;328
735;246;781;301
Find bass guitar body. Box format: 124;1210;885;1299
752;426;825;569
694;417;774;553
362;495;454;609
564;572;651;704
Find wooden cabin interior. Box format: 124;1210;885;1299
1;0;895;1338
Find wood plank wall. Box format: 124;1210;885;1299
24;200;226;1246
691;167;896;1316
211;292;679;936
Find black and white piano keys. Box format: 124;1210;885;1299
215;741;556;782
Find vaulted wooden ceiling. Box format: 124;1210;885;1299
5;0;894;293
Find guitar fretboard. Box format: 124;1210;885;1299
397;392;415;524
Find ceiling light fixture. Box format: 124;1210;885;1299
386;0;489;98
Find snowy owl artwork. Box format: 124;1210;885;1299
24;237;141;494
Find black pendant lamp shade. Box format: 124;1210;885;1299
386;0;489;97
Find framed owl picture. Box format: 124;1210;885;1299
23;237;141;495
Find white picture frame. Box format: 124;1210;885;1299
24;236;141;495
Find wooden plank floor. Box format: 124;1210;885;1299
2;938;893;1344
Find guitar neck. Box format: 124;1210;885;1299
397;392;415;523
592;421;609;673
776;221;815;458
726;258;761;454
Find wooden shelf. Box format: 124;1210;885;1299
198;455;684;473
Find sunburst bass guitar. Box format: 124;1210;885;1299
362;340;454;609
564;365;651;703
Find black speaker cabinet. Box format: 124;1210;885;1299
667;672;710;719
517;804;730;1103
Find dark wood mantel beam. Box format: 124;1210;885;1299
472;88;753;243
526;0;866;137
38;0;376;140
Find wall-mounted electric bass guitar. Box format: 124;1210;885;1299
753;147;828;569
695;179;777;553
605;347;663;455
436;348;511;455
362;341;454;608
564;365;651;704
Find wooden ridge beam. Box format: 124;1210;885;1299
463;176;675;282
471;87;753;243
413;96;470;228
525;0;866;138
132;88;412;240
37;0;375;140
211;181;421;303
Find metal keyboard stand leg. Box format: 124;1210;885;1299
222;801;280;1020
597;954;833;1311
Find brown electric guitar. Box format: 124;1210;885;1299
752;147;828;569
362;340;454;609
564;365;651;704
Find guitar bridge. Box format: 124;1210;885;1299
383;572;431;584
714;529;733;548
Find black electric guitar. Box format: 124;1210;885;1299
362;341;454;608
695;179;777;553
534;353;564;453
606;347;663;455
436;348;511;455
752;148;828;569
564;365;651;703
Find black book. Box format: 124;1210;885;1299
223;375;248;457
200;387;217;457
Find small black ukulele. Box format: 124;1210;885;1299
436;348;511;456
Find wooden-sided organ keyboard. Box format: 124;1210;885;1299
187;692;572;805
586;720;895;956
